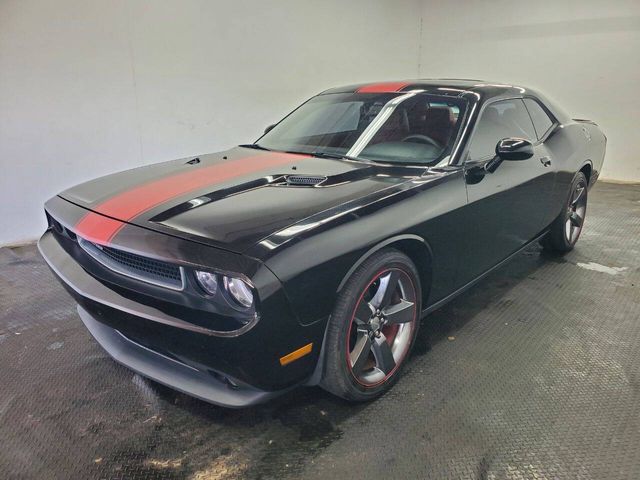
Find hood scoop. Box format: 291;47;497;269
285;175;327;186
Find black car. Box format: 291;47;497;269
38;79;606;407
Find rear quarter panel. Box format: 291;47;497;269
545;121;606;214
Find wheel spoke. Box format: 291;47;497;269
350;330;372;376
371;334;396;374
371;271;399;309
383;299;415;325
570;224;579;243
353;299;374;325
569;211;583;227
571;186;585;206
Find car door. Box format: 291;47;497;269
522;97;562;226
458;98;556;286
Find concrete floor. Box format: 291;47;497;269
1;182;639;479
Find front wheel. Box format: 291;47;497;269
320;249;421;402
542;171;588;253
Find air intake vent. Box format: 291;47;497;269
285;175;327;186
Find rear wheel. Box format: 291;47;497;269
542;171;588;253
320;249;421;401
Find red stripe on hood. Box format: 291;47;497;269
356;82;410;93
74;214;126;246
75;152;302;244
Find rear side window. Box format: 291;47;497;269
467;99;536;160
523;98;555;140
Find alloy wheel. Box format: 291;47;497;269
565;180;587;245
346;269;417;387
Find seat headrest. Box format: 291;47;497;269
407;102;430;129
481;106;501;125
426;106;453;125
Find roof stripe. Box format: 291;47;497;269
356;82;410;93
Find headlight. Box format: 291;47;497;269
195;270;218;295
223;276;254;308
195;270;255;309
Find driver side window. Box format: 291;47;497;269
468;99;536;160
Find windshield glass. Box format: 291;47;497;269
257;92;467;165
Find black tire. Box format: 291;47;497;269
320;248;421;402
542;171;588;253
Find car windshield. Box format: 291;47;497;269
257;92;467;165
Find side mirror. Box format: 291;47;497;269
496;137;534;161
264;124;276;134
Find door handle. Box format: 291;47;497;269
540;156;551;167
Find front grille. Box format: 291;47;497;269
78;237;184;290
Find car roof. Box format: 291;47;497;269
318;79;571;125
320;79;528;101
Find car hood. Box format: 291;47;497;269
60;147;418;253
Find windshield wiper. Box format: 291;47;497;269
248;147;374;164
309;151;374;164
239;143;271;151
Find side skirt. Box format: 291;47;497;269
421;230;549;318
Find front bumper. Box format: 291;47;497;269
76;305;281;407
38;203;326;406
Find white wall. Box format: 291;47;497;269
0;0;421;245
2;0;639;246
418;0;640;183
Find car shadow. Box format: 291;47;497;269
414;243;553;355
139;243;553;477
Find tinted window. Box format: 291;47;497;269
365;98;462;156
259;93;467;165
467;99;536;160
524;98;555;140
278;101;361;137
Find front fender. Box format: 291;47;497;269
253;169;467;326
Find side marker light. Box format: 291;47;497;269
279;343;313;366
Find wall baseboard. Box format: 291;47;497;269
1;238;37;248
600;178;640;185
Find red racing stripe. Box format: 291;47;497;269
75;152;301;244
74;214;126;246
356;82;410;93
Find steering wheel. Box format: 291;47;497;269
401;134;441;148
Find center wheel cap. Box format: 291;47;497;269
369;315;383;332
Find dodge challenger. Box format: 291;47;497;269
38;80;606;407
